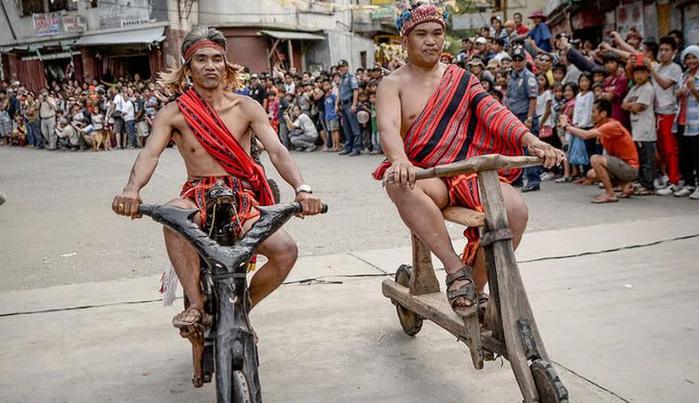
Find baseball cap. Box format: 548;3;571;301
510;47;526;60
337;59;349;67
475;37;487;45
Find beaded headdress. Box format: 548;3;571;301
395;1;449;37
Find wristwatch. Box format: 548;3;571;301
295;184;313;195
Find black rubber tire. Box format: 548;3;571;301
267;178;281;204
232;370;253;403
394;264;423;336
530;359;569;403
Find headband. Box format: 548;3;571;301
183;40;226;62
396;3;448;37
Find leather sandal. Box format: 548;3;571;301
445;266;477;317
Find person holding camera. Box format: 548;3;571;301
283;105;318;152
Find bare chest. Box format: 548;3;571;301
398;76;442;135
171;107;252;165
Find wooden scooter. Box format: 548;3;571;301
382;154;569;403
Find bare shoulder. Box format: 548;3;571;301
377;70;404;95
235;93;265;116
154;101;180;123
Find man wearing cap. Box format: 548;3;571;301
508;46;542;192
374;3;562;316
524;10;553;54
473;36;488;58
337;59;362;156
112;25;324;329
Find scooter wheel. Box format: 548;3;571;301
530;359;569;403
394;264;423;336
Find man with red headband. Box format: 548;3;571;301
112;26;324;328
374;2;563;316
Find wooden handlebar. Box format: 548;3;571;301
414;154;542;180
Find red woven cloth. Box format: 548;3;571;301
177;88;274;206
373;65;528;265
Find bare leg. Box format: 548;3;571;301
385;178;464;272
163;198;206;315
387;179;528;300
332;130;341;151
247;226;298;308
591;155;614;196
319;129;329;150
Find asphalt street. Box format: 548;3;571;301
0;147;697;291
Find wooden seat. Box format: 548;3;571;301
442;207;485;228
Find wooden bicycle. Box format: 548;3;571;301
382;154;569;403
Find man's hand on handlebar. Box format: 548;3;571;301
294;191;324;218
112;189;143;219
527;138;565;169
383;159;416;189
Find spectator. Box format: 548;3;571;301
122;89;137;149
337;59;362;156
561;99;639;203
675;46;699;199
322;79;341;152
513;12;529;35
652;37;684;195
621;58;656;194
525;10;553;54
0;89;11;145
284;105;318;152
39;89;57;150
507;47;541;191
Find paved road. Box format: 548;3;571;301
0;146;697;291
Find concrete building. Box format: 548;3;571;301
197;0;375;74
0;0;196;91
546;0;699;46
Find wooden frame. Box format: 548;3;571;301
381;154;567;403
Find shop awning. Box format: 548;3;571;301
76;27;165;46
261;30;325;41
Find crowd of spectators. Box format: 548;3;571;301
447;11;699;201
1;9;698;202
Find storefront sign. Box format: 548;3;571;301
32;13;62;36
62;16;86;33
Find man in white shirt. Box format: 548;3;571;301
122;89;137;148
651;37;684;195
283;105;318;152
112;87;127;148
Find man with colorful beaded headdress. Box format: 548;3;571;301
373;1;564;317
112;25;325;329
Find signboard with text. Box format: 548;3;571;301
32;13;62;36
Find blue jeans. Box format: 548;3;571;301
125;120;137;148
26;120;41;147
516;112;542;187
339;102;361;153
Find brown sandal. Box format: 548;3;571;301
446;267;477;317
